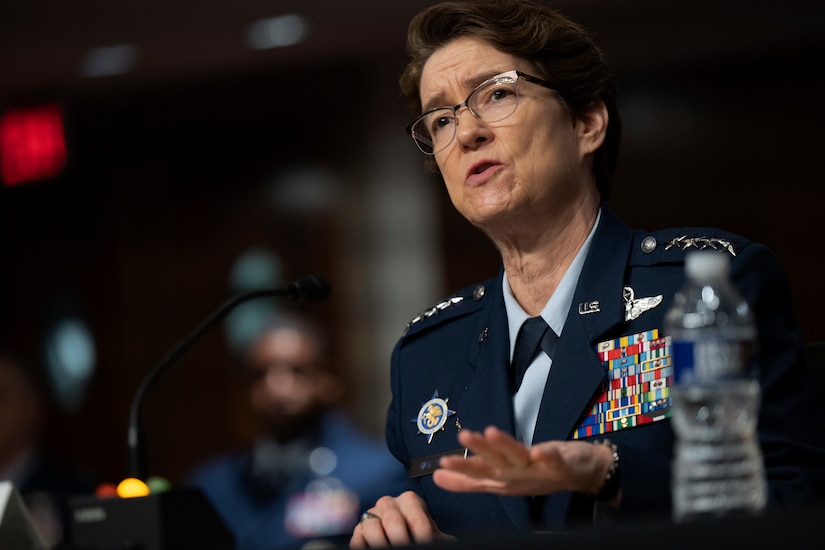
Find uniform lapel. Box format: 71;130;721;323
462;274;532;529
532;208;633;444
464;273;517;436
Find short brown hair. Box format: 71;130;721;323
400;0;621;199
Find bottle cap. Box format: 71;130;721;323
685;250;729;279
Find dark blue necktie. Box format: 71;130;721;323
510;316;558;393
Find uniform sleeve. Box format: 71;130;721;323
384;338;436;508
385;339;409;470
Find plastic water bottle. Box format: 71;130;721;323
664;250;766;523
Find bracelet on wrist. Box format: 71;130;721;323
592;439;621;502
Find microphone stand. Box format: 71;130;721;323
127;277;330;480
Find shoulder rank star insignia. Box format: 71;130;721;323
412;390;456;444
664;235;736;257
623;287;663;321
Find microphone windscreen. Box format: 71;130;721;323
288;275;332;303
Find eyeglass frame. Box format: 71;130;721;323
405;69;559;155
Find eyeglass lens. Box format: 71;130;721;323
411;74;520;154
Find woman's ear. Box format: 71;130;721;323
577;100;608;156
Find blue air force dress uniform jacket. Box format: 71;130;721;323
385;206;825;537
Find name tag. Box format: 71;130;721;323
408;448;466;478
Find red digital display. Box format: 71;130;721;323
0;103;67;186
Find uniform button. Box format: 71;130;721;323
641;236;657;254
473;285;486;301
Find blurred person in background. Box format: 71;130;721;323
186;312;408;550
0;351;97;548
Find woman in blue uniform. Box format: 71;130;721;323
350;0;825;547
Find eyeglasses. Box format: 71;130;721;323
406;70;557;155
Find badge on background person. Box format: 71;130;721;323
284;477;360;538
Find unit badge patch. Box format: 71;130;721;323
413;390;456;444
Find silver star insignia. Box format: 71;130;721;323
664;235;736;256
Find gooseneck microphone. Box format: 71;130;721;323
127;275;331;479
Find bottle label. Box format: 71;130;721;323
672;339;752;384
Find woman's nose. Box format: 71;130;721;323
454;108;491;149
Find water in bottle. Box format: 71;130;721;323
664;250;766;523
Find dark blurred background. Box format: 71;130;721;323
0;0;823;488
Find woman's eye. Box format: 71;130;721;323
490;87;512;102
432;115;454;132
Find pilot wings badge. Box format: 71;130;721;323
623;286;663;321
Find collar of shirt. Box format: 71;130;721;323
503;208;602;358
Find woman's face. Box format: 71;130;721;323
419;37;603;238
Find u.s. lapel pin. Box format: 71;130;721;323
578;300;601;315
412;390;456;444
623;286;663;321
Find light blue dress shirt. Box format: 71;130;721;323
502;209;601;444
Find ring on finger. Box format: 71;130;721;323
360;511;381;525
